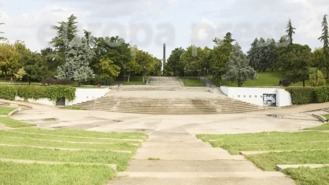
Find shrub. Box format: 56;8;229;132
0;85;76;101
314;86;329;103
309;69;326;87
286;87;316;104
0;86;17;100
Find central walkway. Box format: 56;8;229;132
108;77;294;185
110;129;294;185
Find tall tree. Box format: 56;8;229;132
319;15;329;49
278;44;311;86
286;19;296;45
224;44;256;87
93;36;132;81
165;48;185;76
180;46;204;76
210;32;235;84
248;38;278;72
318;15;329;78
94;58;120;85
134;50;160;82
56;37;95;85
51;14;78;52
0;43;20;80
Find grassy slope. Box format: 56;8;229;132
198;131;329;173
285;167;329;185
122;76;145;85
247;150;329;171
0;106;15;115
0;162;114;185
0;114;146;185
223;72;282;87
0;117;34;128
198;132;329;154
181;77;205;87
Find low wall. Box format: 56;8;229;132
66;88;110;106
220;86;292;107
15;88;110;106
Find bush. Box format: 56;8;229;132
286;87;316;104
314;86;329;103
309;69;326;87
0;85;76;101
0;86;17;100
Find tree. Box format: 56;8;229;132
165;48;185;76
56;37;95;84
134;50;160;82
319;15;329;49
318;15;329;78
223;44;256;87
210;32;235;84
286;19;296;45
0;43;20;80
248;38;278;72
309;68;326;86
94;58;120;85
51;14;78;53
180;46;204;76
278;44;312;86
93;36;132;81
0;22;6;41
23;52;49;84
14;68;26;81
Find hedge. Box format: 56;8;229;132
314;86;329;103
286;86;329;104
0;85;76;101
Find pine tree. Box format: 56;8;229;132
224;44;256;87
286;19;296;45
319;15;329;79
319;15;329;49
51;14;78;51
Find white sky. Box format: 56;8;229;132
0;0;328;58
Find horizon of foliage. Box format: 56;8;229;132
1;15;329;87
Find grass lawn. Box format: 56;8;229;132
181;77;205;87
305;123;329;131
247;150;329;171
122;76;146;85
223;72;282;87
0;162;114;185
198;131;329;184
0;117;146;185
0;117;34;128
0;106;15;115
285;167;329;185
198;131;329;155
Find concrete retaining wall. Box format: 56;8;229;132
15;88;110;106
220;86;292;107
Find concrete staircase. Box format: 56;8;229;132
75;77;262;115
76;94;261;115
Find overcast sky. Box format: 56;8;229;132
0;0;328;58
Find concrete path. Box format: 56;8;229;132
109;130;295;185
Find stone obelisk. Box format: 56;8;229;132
162;43;166;75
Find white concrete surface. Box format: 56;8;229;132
14;88;111;106
220;86;292;107
66;87;111;105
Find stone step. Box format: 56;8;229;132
109;176;294;185
126;160;261;172
117;171;287;178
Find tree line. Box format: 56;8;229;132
0;15;161;85
165;16;329;87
